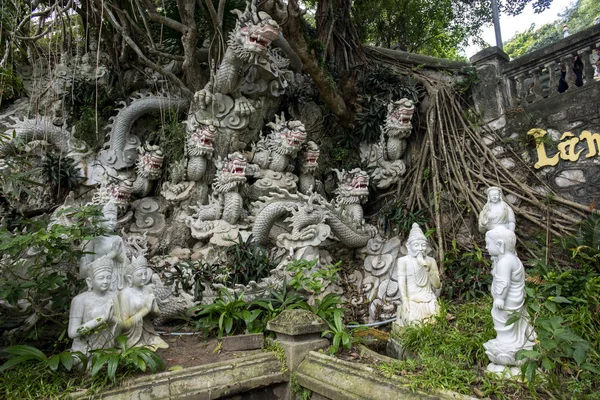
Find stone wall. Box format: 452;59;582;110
470;24;600;208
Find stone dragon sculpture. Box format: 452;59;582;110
246;113;307;199
297;140;321;195
361;98;415;189
185;121;217;182
132;143;164;198
251;168;376;249
98;93;189;170
185;152;248;244
192;2;301;155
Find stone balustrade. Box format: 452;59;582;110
471;24;600;118
503;24;600;107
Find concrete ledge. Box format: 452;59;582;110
73;352;287;399
295;351;476;400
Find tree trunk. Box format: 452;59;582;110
316;0;365;73
262;0;361;128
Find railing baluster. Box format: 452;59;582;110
543;61;557;97
561;54;576;88
578;47;595;85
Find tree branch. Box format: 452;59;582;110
102;4;193;97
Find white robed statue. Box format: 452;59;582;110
395;223;441;328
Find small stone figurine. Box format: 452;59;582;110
478;186;516;234
80;201;128;290
484;226;536;375
118;256;168;350
394;223;441;328
68;255;121;355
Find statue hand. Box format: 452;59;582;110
493;298;505;310
110;240;121;255
194;89;213;109
104;301;114;322
235;97;255;116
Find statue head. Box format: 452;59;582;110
405;223;428;258
125;256;149;288
485;226;516;257
100;201;118;231
486;186;503;204
84;255;113;293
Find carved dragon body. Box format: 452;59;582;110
297;141;320;195
98;94;189;170
246;114;307;199
251;168;376;249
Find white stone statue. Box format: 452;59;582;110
483;226;536;375
478;186;516;234
68;255;121;355
394;223;441;328
118;255;168;350
81;201;128;290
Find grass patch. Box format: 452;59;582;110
0;362;113;399
377;299;599;399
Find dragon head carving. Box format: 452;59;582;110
384;98;415;138
230;4;280;57
213;152;248;193
92;178;134;210
334;168;370;205
136;143;164;180
300;141;320;173
266;113;307;156
187;123;217;158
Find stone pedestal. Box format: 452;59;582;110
266;309;329;399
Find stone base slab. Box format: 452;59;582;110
295;351;477;400
72;352;287;399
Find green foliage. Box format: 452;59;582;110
42;153;83;198
0;361;110;399
377;200;428;237
225;234;275;286
145;113;187;165
89;335;165;383
0;133;44;206
0;205;106;344
0;67;25;104
164;260;228;301
378;300;538;398
515;219;600;395
322;312;353;355
504;23;561;59
352;0;490;59
442;239;492;301
505;0;599;59
190;290;263;338
251;285;308;322
0;345;85;373
263;338;288;373
286;259;341;295
309;293;346;326
290;372;313;400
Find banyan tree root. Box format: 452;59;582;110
368;49;598;273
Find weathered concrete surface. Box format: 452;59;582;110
222;333;264;351
267;309;330;372
72;352;287;399
296;351;477;400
